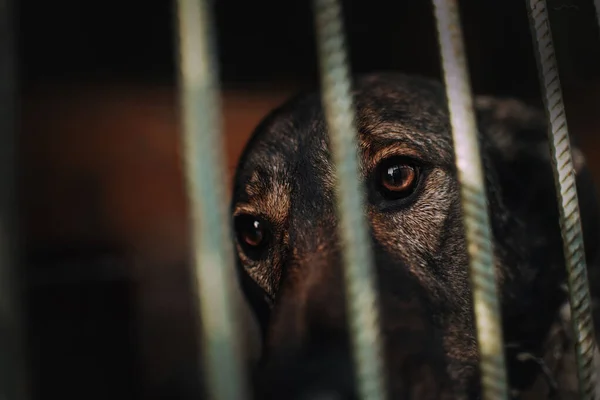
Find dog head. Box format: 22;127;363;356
230;73;600;399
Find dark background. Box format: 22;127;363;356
19;0;600;93
12;0;600;399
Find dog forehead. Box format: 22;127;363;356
236;137;333;209
352;73;454;161
234;73;455;200
234;94;329;195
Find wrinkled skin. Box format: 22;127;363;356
230;73;600;399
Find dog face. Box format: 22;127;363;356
230;73;600;399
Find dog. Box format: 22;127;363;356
230;72;600;399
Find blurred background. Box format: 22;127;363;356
11;0;600;398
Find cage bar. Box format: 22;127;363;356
431;1;509;399
175;0;249;399
526;1;598;398
312;0;387;399
0;0;30;398
595;0;600;37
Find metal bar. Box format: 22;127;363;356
0;0;30;398
175;0;249;399
594;0;600;38
313;1;387;399
526;1;598;398
431;1;509;399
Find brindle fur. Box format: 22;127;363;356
230;73;600;399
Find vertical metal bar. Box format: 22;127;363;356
594;0;600;37
526;1;598;398
313;1;387;399
431;1;509;400
175;0;249;399
0;0;29;398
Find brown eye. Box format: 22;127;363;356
234;214;270;261
377;158;420;200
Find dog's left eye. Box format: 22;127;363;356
376;157;421;200
234;214;270;261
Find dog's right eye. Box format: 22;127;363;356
234;214;270;261
375;156;421;201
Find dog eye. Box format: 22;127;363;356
376;157;420;199
234;214;270;260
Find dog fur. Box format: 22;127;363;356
230;72;600;399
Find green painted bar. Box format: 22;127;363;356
0;0;30;398
526;0;598;398
432;1;509;399
313;0;387;399
175;0;249;399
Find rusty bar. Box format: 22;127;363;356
432;1;509;399
175;0;249;399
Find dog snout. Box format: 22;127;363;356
254;245;359;399
257;249;463;399
254;346;357;400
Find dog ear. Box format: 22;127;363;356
474;96;600;272
473;96;600;391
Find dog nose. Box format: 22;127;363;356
253;346;358;400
